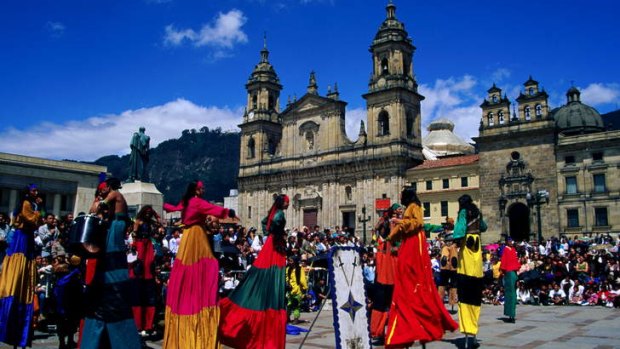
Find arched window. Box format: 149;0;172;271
487;113;494;126
268;137;277;155
406;112;415;138
498;111;505;124
252;94;258;110
535;104;542;118
381;58;389;75
305;131;314;150
345;186;352;201
525;106;531;120
247;137;255;159
268;95;274;110
378;111;390;136
492;95;498;103
528;87;534;95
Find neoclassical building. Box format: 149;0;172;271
237;4;423;235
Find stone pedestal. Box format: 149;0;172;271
120;181;164;218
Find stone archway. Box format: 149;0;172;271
508;202;530;241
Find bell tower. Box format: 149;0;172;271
239;36;283;167
363;2;424;150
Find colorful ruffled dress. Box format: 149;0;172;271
219;209;288;349
385;203;458;348
0;199;39;347
163;197;230;349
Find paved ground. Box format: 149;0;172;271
2;304;619;348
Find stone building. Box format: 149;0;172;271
477;79;620;243
237;3;424;235
0;152;106;217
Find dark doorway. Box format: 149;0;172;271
303;209;318;230
342;211;355;235
508;202;530;241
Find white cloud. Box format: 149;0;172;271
344;107;366;141
580;83;620;106
0;99;242;161
164;9;248;49
419;75;481;143
46;21;65;37
491;68;511;83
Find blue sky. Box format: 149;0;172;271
1;0;618;161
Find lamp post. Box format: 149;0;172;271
358;205;372;246
526;190;549;242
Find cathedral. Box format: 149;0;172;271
236;3;620;242
237;3;422;236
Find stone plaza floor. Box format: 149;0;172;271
2;303;618;348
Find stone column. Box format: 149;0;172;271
9;189;18;213
53;193;62;217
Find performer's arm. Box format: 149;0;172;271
195;198;230;219
21;200;41;226
453;209;467;239
395;204;424;235
163;202;184;213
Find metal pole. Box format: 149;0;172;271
536;203;543;243
358;205;371;246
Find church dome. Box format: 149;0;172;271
423;118;474;156
554;87;605;135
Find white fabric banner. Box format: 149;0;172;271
329;247;371;349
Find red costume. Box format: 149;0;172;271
385;203;457;347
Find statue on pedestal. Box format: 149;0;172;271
128;127;150;182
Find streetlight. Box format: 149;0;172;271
358;205;372;246
526;190;549;242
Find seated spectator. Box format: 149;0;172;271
568;281;585;305
517;282;531;304
549;284;567;305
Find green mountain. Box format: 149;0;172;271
94;127;240;204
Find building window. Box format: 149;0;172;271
487;113;494;126
345;186;352;201
525;106;531;120
305;131;314;150
535;104;542;117
492;95;498;103
268;95;275;110
593;174;606;193
252;94;258;110
565;155;575;165
440;201;448;217
567;209;579;228
60;194;74;212
247;137;256;159
592;152;603;162
411;182;417;192
426;180;433;191
594;207;608;226
381;58;389;75
529;87;534;95
423;202;431;218
565;176;577;194
461;176;468;187
442;178;449;189
498;111;505;124
268;137;277;155
378;111;390;136
248;206;252;219
406;112;415;138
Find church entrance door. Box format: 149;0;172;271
507;202;530;241
303;208;318;230
342;211;355;235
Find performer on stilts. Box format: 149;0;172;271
438;218;458;313
369;203;401;346
384;187;458;348
81;178;142;349
219;194;290;349
0;184;42;348
162;180;235;349
129;205;159;336
500;237;519;323
454;194;487;348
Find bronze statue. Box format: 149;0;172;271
128;127;150;182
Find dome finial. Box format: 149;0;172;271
307;71;318;95
260;32;269;63
386;1;396;20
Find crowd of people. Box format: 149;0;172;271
0;182;619;349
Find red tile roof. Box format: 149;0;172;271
413;154;479;170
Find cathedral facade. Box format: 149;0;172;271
237;4;423;235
